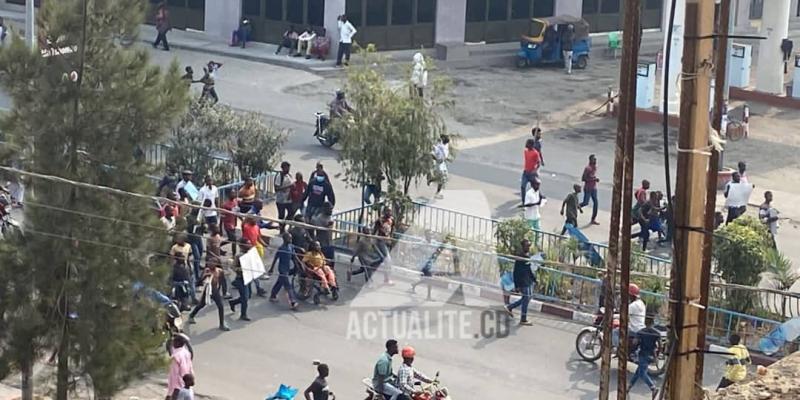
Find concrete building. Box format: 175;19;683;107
1;0;797;51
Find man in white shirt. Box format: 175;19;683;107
431;135;450;199
336;14;357;66
521;178;544;243
297;26;316;58
274;161;294;228
613;283;646;348
724;172;753;224
197;175;218;209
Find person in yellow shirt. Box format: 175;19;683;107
302;241;337;293
717;334;751;390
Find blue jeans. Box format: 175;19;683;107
507;284;534;321
629;354;655;390
580;188;599;221
188;236;203;281
230;276;250;318
363;184;380;204
520;171;538;203
270;274;296;303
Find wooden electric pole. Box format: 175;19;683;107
599;1;642;398
667;0;716;399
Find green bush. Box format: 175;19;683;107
713;216;773;313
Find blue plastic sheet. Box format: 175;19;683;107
265;384;299;400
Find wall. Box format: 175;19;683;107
205;0;240;39
555;0;582;17
324;0;345;58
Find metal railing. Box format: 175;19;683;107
332;201;673;276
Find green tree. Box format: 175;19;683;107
765;250;797;317
713;216;774;313
167;102;286;183
332;48;454;222
0;1;188;399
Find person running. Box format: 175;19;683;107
349;226;384;283
410;231;448;299
759;191;779;248
241;216;268;296
221;191;239;256
304;362;332;400
153;2;171;51
560;184;582;235
717;334;751;390
373;207;395;285
187;256;229;331
372;340;402;400
628;316;660;398
431;135;450;199
505;239;536;326
269;232;298;310
396;346;435;398
197;67;219;104
238;177;257;214
579;154;600;225
521;138;541;203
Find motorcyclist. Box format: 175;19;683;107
396;346;438;399
329;89;353;120
613;283;647;350
372;339;404;400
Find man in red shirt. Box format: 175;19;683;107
241;216;269;297
521;138;541;203
579;154;600;225
221;191;239;255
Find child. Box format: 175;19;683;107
173;373;195;400
304;362;331;400
302;241;337;294
717;334;751;390
291;172;307;217
628;316;660;397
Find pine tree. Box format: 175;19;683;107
0;1;188;399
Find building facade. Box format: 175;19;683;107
2;0;799;51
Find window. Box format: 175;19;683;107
533;0;554;17
600;0;620;14
646;0;661;10
287;0;304;24
511;0;531;19
187;0;204;9
749;0;763;20
392;0;413;25
8;0;41;5
167;0;184;7
367;0;388;26
243;0;262;16
266;0;283;20
488;0;508;21
418;0;436;23
466;0;486;22
346;0;363;26
308;0;325;26
582;0;598;14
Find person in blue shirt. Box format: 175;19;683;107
269;232;298;310
628;315;660;397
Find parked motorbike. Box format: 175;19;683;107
362;372;451;400
313;112;337;148
574;308;668;377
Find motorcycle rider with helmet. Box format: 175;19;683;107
396;346;434;398
613;283;647;350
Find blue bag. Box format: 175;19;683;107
266;384;299;400
500;271;515;292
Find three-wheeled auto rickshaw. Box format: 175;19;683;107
516;15;591;69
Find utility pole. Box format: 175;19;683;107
599;1;641;398
697;0;731;387
666;0;716;399
25;0;35;49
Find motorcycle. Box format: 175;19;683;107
313;112;337;148
574;308;668;377
362;372;451;400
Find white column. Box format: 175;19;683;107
324;0;346;58
660;0;685;114
435;0;466;44
25;0;35;49
555;0;582;17
204;1;240;39
755;0;791;94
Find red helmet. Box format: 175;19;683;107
628;283;641;297
401;346;416;359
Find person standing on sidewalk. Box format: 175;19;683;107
628;316;660;398
153;2;171;51
759;191;780;248
505;239;536;326
336;14;357;67
521;138;541;203
275;161;294;229
579;154;600;225
269;232;298;310
560;184;582;235
561;24;575;75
